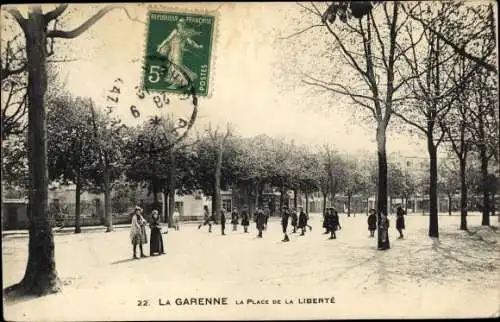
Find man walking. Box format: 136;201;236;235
281;205;291;242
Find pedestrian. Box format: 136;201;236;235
290;207;298;233
149;209;165;256
255;206;266;238
396;206;406;239
328;208;341;240
281;205;290;242
379;213;390;250
173;207;180;231
220;209;226;235
130;206;148;259
367;208;377;237
198;205;213;232
298;206;307;236
241;205;250;233
231;207;239;231
263;204;270;230
322;208;330;234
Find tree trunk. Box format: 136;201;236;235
6;9;61;296
255;181;260;209
305;190;309;213
404;195;409;214
152;183;159;206
427;138;439;238
480;150;490;226
376;123;390;250
162;189;168;223
168;150;176;226
448;193;452;216
280;185;285;214
74;176;82;233
459;157;468;230
293;188;298;209
214;144;223;221
322;192;327;215
168;190;175;227
347;193;352;217
104;167;113;232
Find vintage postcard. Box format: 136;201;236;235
1;2;499;321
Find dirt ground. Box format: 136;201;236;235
3;212;499;320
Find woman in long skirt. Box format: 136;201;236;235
149;210;165;256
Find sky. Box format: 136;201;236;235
2;3;429;159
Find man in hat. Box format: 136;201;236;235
220;209;226;236
198;205;213;232
241;205;250;233
281;205;291;242
263;204;270;230
231;207;239;231
255;206;266;238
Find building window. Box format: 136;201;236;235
222;200;232;213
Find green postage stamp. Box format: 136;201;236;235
143;10;216;96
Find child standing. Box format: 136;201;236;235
367;208;377;237
396;207;406;239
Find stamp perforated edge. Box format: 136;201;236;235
139;4;220;99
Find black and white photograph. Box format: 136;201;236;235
1;2;499;320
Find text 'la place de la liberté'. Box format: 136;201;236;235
147;297;336;306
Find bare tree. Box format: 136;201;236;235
299;2;413;249
468;71;498;226
207;123;232;219
4;3;137;297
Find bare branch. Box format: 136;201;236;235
302;79;377;120
297;2;321;17
47;7;114;39
404;5;497;74
44;4;69;23
391;109;427;134
7;8;27;31
278;24;323;40
323;22;370;81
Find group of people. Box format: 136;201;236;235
130;206;165;259
322;207;342;239
131;202;408;258
367;206;406;242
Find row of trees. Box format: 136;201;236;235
290;1;498;248
5;93;495;233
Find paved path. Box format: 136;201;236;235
2;213;499;320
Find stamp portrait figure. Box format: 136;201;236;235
156;18;203;88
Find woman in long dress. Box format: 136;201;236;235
149;210;165;256
130;207;148;259
156;18;203;87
